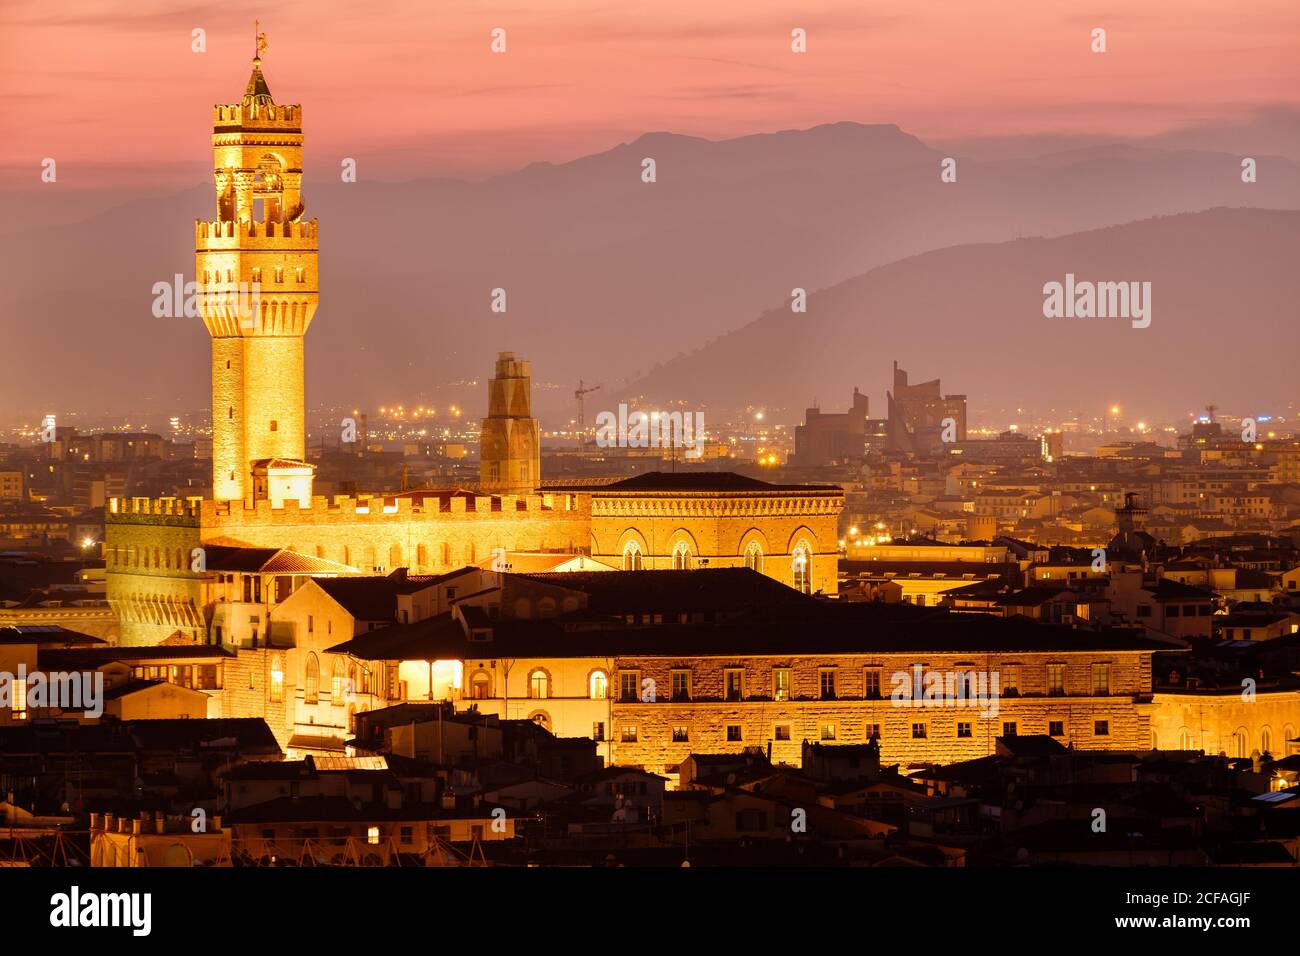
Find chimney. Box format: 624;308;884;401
132;819;142;835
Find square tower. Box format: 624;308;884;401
198;54;317;505
479;352;541;496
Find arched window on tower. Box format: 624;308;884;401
744;541;763;572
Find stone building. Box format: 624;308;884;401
104;52;843;646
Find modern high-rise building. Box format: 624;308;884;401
886;361;967;457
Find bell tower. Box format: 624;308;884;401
197;35;317;505
479;352;541;496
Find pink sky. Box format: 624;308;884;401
2;0;1298;187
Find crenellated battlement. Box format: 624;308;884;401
108;491;592;528
196;218;318;245
213;102;302;128
106;496;204;526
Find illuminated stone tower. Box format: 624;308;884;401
197;48;317;505
479;352;541;496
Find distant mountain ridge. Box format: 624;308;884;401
618;207;1300;419
2;122;1297;419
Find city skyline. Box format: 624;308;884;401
3;2;1299;911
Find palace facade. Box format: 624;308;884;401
103;55;841;646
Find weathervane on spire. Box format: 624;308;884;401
254;20;267;62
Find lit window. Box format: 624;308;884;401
304;653;319;704
589;671;608;700
529;670;549;699
269;653;284;704
772;669;791;701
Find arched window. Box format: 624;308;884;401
1261;726;1272;756
332;658;346;705
672;541;693;570
417;544;429;568
269;653;284;704
529;669;550;699
1232;726;1248;759
623;541;643;571
1178;727;1192;750
792;540;812;594
1285;725;1296;755
529;711;551;732
590;671;609;700
389;543;402;569
744;541;762;572
471;672;492;700
305;652;320;704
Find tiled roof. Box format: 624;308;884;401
203;546;355;575
331;601;1175;662
559;471;841;494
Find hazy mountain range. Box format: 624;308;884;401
3;122;1297;422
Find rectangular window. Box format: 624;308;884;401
863;667;882;699
774;724;791;741
1092;663;1111;696
866;723;881;741
1094;720;1109;736
819;669;837;700
772;669;791;701
724;669;744;701
620;725;638;743
593;722;605;742
619;671;639;702
1049;720;1065;737
726;724;743;742
957;722;972;738
912;722;928;740
820;723;836;741
12;678;26;720
671;670;691;701
1047;663;1064;697
672;725;690;743
1002;721;1017;737
1003;665;1020;696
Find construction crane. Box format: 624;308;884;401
575;380;602;445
